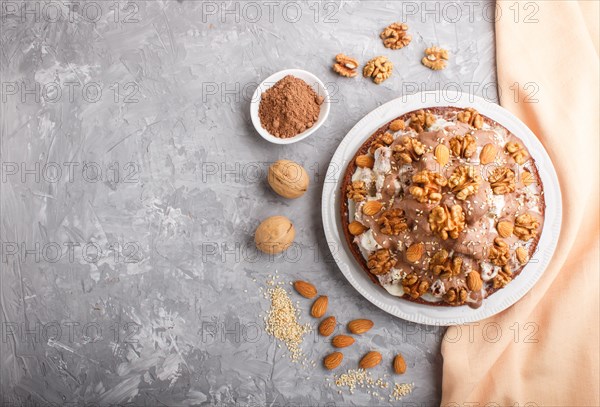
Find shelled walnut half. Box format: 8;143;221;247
428;205;466;240
448;165;482;200
392;136;426;164
449;134;477;159
377;208;408;236
422;47;449;70
429;250;463;279
367;249;396;275
444;287;468;305
333;53;359;78
363;56;393;84
457;108;484;129
346;181;367;202
514;213;540;240
402;273;430;299
488;167;516;195
409;170;447;204
380;23;412;50
408;109;435;133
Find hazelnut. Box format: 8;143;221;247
254;216;295;254
268;160;309;199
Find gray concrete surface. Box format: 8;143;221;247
0;1;497;405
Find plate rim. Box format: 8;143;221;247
321;90;562;326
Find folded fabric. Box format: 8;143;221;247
441;1;599;405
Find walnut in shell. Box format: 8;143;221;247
268;160;309;199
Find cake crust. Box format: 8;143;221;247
340;107;545;308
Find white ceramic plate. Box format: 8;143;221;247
321;91;562;326
250;69;330;145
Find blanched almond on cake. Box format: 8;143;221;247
348;221;368;236
311;296;328;318
434;144;450;167
359;351;382;369
497;221;514;238
466;271;483;291
516;247;528;264
480;143;497;164
332;335;355;348
362;201;383;216
293;280;317;299
406;243;424;263
393;353;407;374
323;352;343;370
355;154;375;168
348;319;374;334
319;316;336;336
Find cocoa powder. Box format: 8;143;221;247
258;75;323;139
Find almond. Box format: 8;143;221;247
480;143;497;164
434;144;450;167
389;119;405;132
466;271;483;291
362;201;383;216
348;221;368;236
405;243;424;263
522;170;534;186
359;351;382;369
516;247;528;264
347;319;374;334
319;316;336;336
311;296;328;318
332;335;355;348
393;353;407;374
293;280;317;299
497;221;514;238
355;154;375;168
323;352;343;370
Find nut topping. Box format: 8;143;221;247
505;141;529;165
448;165;482;200
434;144;450;167
456;108;484;129
405;242;425;263
488;167;516;195
380;22;412;49
428;205;466;240
355;154;374;168
363;56;393;84
408;109;435;133
346;180;368;201
489;237;510;266
362;200;383;216
369;132;394;154
514;213;540;241
466;271;483;291
367;249;396;275
348;221;368;236
492;265;512;289
333;53;359;78
429;250;463;279
389;119;405;132
449;134;477;159
444;287;468;305
480;143;497;164
516;247;529;264
409;170;447;203
496;220;514;238
401;273;430;298
377;208;408;236
421;46;449;70
392;136;426;163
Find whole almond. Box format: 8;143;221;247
466;271;483;291
393;353;407;374
348;221;368;236
497;221;514;238
406;243;424;263
516;247;528;264
362;201;383;216
522;170;534;186
319;316;336;336
389;119;405;132
348;319;374;334
480;143;497;164
359;351;382;369
293;280;317;299
434;144;450;167
323;352;343;370
311;296;328;318
355;155;375;168
332;335;355;348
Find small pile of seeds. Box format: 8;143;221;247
263;277;311;362
390;382;414;401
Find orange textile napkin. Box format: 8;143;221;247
441;1;599;406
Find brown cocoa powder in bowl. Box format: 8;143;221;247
258;75;324;139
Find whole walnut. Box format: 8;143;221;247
255;216;295;254
268;160;309;199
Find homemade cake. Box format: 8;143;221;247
341;107;545;308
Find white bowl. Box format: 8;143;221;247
250;69;330;145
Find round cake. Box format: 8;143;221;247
341;107;545;308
